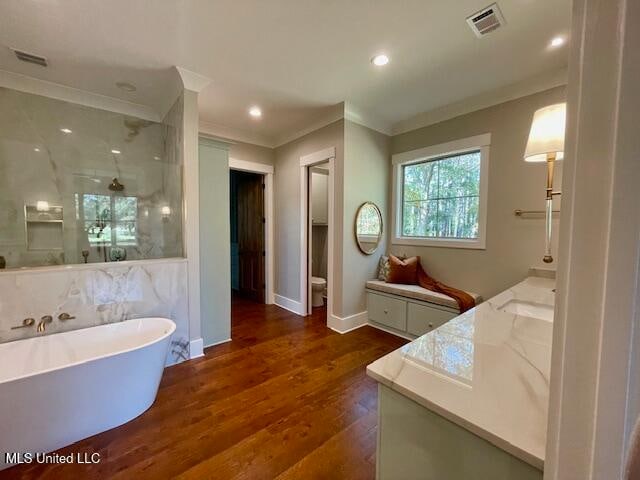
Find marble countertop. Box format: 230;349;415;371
366;276;555;470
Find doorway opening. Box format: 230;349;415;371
309;164;329;317
230;170;265;303
300;147;335;325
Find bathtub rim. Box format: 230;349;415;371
0;317;176;384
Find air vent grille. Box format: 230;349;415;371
466;3;505;38
12;48;48;67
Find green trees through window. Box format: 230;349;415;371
80;194;138;246
402;151;481;239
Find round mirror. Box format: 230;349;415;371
355;202;383;255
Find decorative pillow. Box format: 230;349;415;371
386;255;419;285
377;255;390;281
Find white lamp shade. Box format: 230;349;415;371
524;103;567;162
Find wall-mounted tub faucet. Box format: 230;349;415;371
37;315;53;333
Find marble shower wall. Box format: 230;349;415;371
0;87;183;269
0;259;189;365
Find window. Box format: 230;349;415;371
78;194;138;246
392;134;490;249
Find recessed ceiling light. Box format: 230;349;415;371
249;106;262;118
34;147;40;152
550;36;565;48
111;149;121;154
116;81;137;92
60;128;72;134
371;54;390;66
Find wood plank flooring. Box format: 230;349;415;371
6;297;406;479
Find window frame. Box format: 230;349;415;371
78;193;139;247
391;133;490;249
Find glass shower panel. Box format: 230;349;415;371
0;87;183;268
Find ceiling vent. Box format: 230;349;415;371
11;48;48;67
466;3;505;38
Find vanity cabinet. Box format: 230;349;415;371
377;385;543;480
367;290;458;338
368;276;553;480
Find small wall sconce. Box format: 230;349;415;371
524;103;566;263
161;206;171;221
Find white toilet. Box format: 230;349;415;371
311;276;327;307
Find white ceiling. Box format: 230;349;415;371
0;0;570;146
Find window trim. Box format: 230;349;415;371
391;133;490;250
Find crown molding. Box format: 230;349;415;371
198;67;567;150
199;120;274;148
0;69;161;122
175;66;211;93
344;102;392;136
200;105;347;150
272;103;345;148
392;67;569;135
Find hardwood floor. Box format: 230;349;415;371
7;298;406;479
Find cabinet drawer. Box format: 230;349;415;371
368;292;407;331
406;302;457;336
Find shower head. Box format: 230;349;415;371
108;178;124;192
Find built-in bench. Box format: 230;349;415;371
366;280;482;338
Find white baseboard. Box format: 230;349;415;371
328;311;369;333
274;294;305;316
189;338;204;359
204;337;232;349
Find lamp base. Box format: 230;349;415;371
543;255;554;264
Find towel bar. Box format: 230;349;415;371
514;209;560;217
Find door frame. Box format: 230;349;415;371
545;0;640;477
300;147;336;321
229;158;274;304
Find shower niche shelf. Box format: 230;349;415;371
25;205;64;251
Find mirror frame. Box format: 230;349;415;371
354;201;383;255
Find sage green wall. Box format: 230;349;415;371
391;86;566;300
341;120;390;317
199;138;231;346
273;120;344;313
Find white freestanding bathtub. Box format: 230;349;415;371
0;317;175;470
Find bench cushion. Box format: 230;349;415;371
366;280;482;311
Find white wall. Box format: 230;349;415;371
339;120;390;318
273;120;344;312
270;118;390;324
390;86;566;300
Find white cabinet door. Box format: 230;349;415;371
311;172;328;225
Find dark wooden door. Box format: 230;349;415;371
237;172;265;303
